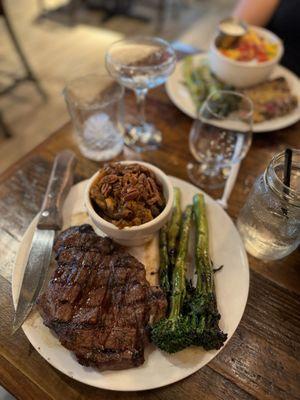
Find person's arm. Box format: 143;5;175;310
233;0;279;26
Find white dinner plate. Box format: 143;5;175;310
12;176;249;391
166;53;300;132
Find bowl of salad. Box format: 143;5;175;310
209;25;283;88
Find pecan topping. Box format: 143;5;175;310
124;188;139;202
89;163;166;228
101;183;111;197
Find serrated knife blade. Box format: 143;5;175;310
13;150;77;333
13;229;55;333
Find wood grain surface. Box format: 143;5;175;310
0;84;299;400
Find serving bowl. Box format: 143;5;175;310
209;26;283;88
85;160;174;246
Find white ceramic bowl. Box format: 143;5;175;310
209;26;283;88
85;161;174;246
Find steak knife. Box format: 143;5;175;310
13;150;77;333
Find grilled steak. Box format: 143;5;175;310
38;224;166;370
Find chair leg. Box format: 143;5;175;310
0;113;12;138
37;0;47;14
3;8;47;100
68;0;80;23
27;75;47;101
156;0;170;33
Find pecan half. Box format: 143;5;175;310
101;183;111;197
124;188;139;201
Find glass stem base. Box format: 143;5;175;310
124;123;162;152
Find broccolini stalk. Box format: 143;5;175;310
170;205;192;313
151;205;193;353
168;187;181;267
193;193;214;295
159;225;170;295
191;193;227;350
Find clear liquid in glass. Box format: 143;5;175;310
105;38;176;151
237;157;300;260
108;43;175;90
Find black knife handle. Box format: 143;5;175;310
37;150;77;230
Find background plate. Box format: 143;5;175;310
166;53;300;132
12;176;249;391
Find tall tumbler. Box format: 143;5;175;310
63;74;124;161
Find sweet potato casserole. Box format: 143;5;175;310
90;163;166;228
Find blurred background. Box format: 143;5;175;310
0;0;235;174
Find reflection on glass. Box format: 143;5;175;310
187;90;253;189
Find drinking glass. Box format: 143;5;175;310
237;149;300;260
187;90;253;189
63;74;124;161
105;36;176;151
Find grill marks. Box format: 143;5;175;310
37;224;166;370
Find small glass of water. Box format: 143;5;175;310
237;149;300;261
187;90;253;189
105;36;176;151
63;74;124;161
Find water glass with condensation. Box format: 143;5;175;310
237;149;300;261
63;74;124;161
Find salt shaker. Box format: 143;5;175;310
237;149;300;261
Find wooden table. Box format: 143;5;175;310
0;87;299;400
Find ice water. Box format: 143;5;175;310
237;200;299;260
237;158;300;261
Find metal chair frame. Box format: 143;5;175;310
0;1;47;138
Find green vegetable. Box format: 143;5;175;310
154;194;227;354
182;57;234;112
159;225;170;295
152;205;193;353
187;193;227;350
183;57;208;108
167;187;181;268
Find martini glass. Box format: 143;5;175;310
105;36;176;151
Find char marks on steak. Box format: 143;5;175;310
38;224;166;370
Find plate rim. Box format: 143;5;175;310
11;176;249;391
165;52;300;133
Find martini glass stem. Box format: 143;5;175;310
135;88;147;127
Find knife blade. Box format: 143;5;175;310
13;150;77;333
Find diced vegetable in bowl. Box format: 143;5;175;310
219;29;279;63
209;26;283;88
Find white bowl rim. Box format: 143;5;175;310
211;25;283;68
85;160;174;232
